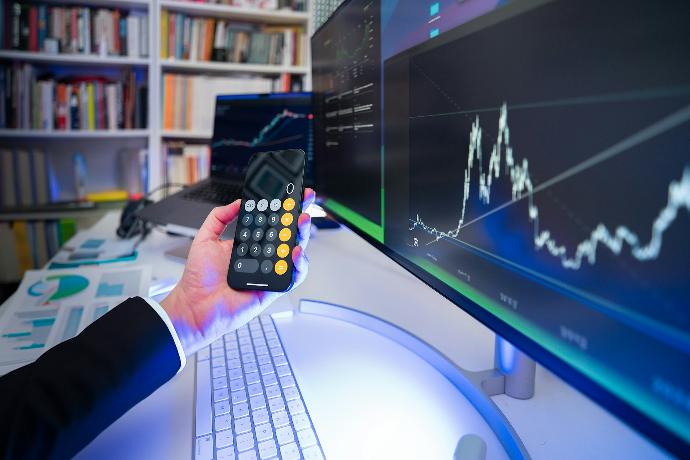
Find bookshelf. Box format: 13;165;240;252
0;0;313;282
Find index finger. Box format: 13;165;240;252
302;188;316;210
196;199;241;242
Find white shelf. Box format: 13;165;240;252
0;50;149;67
161;130;212;140
160;59;308;75
159;1;309;24
0;129;150;139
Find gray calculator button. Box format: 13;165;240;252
257;199;268;211
265;228;277;242
236;243;249;257
252;228;264;241
260;260;273;274
234;259;259;273
255;213;266;227
270;199;281;211
241;214;253;226
244;200;256;212
238;228;251;242
262;244;275;257
268;213;279;226
250;244;262;257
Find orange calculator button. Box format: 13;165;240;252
277;244;290;259
281;213;294;226
279;228;292;242
274;260;288;275
283;198;296;211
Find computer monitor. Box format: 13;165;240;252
211;92;315;185
312;0;690;455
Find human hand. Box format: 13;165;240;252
161;188;316;355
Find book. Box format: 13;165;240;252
4;5;148;57
161;73;272;132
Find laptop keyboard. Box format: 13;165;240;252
194;316;325;460
184;181;243;205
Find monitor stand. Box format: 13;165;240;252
297;299;533;460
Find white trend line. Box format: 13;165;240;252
409;103;690;270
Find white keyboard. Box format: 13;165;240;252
194;315;325;460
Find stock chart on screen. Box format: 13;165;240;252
381;0;690;450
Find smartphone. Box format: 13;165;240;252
227;149;306;292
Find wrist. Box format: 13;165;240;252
161;286;198;356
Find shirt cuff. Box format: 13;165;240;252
141;296;187;373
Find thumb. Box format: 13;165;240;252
196;200;241;242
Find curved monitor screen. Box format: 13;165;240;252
313;0;690;454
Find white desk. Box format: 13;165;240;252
70;212;667;459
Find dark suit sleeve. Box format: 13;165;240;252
0;296;182;460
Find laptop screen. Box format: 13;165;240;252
210;93;314;185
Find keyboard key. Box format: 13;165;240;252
211;339;224;349
212;347;225;358
240;343;253;353
297;428;317;448
258;439;277;459
257;355;272;365
215;414;232;432
245;372;260;384
233;402;250;418
214;388;229;402
255;346;269;356
231;390;248;404
242;353;256;363
283;387;299;401
227;359;242;369
272;355;287;366
229;368;243;380
252;408;269;425
226;350;241;360
197;347;210;361
267;339;281;348
236;432;255;452
254;423;273;442
239;337;252;346
195;360;213;437
263;374;278;387
234;416;252;434
280;442;300;460
287;399;305;416
247;383;263;397
280;375;296;389
270;347;284;357
230;379;245;391
275;365;291;378
272;410;290;428
217;447;236;460
214;400;231;416
250;395;267;410
302;446;325;460
264;332;278;342
238;450;256;460
195;434;213;460
243;362;258;374
259;364;274;376
265;385;281;400
268;397;285;413
291;413;310;431
212;356;225;368
276;426;295;446
215;429;234;449
212;367;227;379
213;376;228;390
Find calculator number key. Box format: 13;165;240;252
234;259;259;273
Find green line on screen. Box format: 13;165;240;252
410;256;690;443
325;198;384;243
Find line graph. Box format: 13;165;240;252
409;103;690;270
211;109;310;149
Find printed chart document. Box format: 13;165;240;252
0;265;151;369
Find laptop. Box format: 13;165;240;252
138;92;314;236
